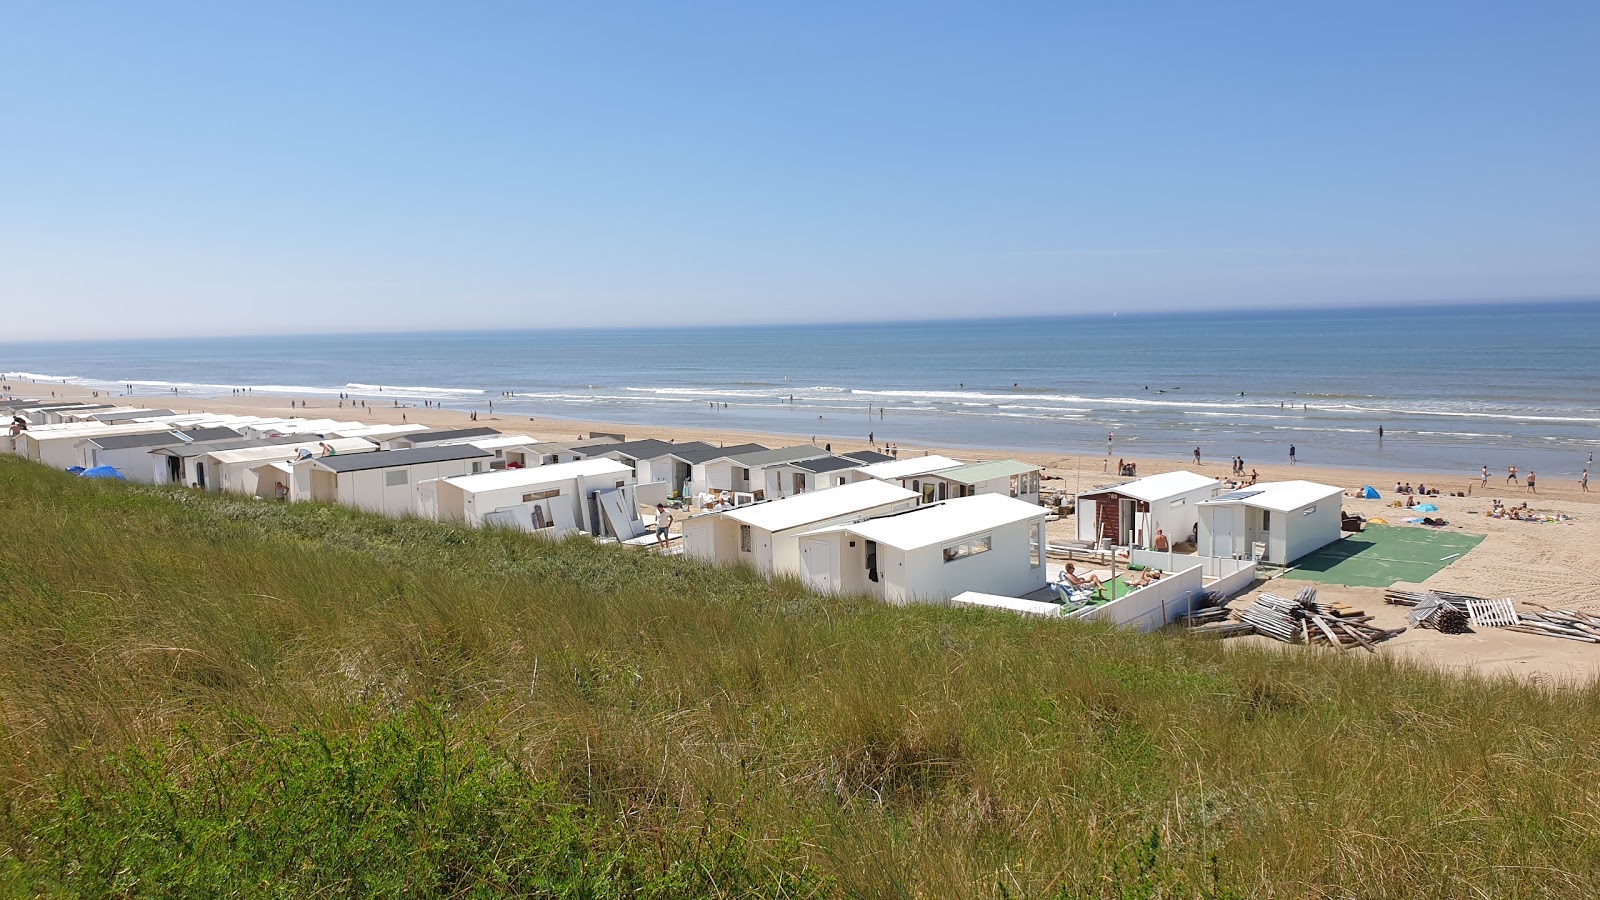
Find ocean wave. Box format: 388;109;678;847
512;392;694;404
3;371;88;384
345;382;484;397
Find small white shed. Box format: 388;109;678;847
846;454;963;502
1076;470;1221;549
288;445;495;516
797;493;1048;605
761;455;865;498
415;457;636;536
203;437;378;495
1197;480;1343;565
926;459;1043;506
682;480;919;575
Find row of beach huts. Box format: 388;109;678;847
4;396;1345;629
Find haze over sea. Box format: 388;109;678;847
4;300;1596;478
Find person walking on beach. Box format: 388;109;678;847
654;504;673;546
1527;471;1536;492
1507;466;1517;484
1378;425;1383;440
1482;465;1489;487
1581;469;1589;492
1193;446;1201;465
1288;444;1297;466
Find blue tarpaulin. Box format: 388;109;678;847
65;466;85;474
1360;485;1380;499
80;466;125;479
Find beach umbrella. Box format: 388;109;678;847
1415;503;1438;512
80;465;125;479
1360;485;1380;499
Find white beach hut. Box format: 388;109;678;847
761;455;866;498
1076;470;1222;549
925;459;1043;505
414;458;636;536
796;493;1049;605
681;480;919;575
845;454;963;503
1197;480;1343;565
286;445;495;516
202;437;378;495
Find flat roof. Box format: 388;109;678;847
804;493;1045;551
723;480;918;533
89;408;175;421
154;435;304;457
447;434;539;451
853;454;963;481
439;457;633;493
845;449;893;464
936;459;1039;485
1200;479;1342;513
792;455;864;474
1081;470;1220;502
314;444;492;473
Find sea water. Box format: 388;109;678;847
3;301;1596;478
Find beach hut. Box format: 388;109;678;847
514;436;618;468
761;455;867;498
285;444;494;515
1197;480;1344;565
13;421;186;468
414;458;636;536
924;459;1043;505
845;454;963;502
74;426;240;479
147;435;302;486
202;437;378;495
1075;470;1221;549
796;493;1049;605
682;480;919;575
690;445;829;501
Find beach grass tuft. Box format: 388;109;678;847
1;455;1597;897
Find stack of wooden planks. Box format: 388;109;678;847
1387;590;1600;643
1236;587;1404;652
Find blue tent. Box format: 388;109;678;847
65;466;85;474
80;465;125;479
1415;503;1439;512
1360;485;1380;499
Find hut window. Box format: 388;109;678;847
942;534;992;563
471;462;484;473
521;489;560;502
937;482;947;500
922;483;936;503
1302;505;1317;516
739;524;753;552
1010;475;1019;497
384;469;409;487
1030;524;1042;567
1170;498;1186;509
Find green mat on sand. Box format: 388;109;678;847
1282;524;1484;588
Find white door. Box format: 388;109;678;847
801;538;838;593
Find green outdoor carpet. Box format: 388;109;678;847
1282;524;1485;588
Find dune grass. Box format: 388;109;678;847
0;455;1597;897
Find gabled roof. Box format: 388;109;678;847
152;435;304;458
570;438;684;460
845;450;893;464
406;426;500;444
439;457;634;493
853;455;963;481
935;459;1039;485
313;444;492;473
1081;470;1220;502
1199;480;1342;513
668;442;755;464
726;445;828;468
81;427;240;451
792;455;864;474
722;480;918;533
802;494;1045;551
205;437;377;465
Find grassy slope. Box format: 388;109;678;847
0;456;1597;898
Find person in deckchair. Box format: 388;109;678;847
1058;563;1102;592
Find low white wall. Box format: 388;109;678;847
635;480;669;509
1207;559;1258;598
1071;563;1204;633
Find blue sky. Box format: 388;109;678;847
2;2;1596;338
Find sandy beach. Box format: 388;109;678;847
18;378;1600;683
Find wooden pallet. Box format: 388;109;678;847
1467;596;1520;628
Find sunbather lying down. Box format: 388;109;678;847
1132;567;1163;587
1058;563;1102;591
